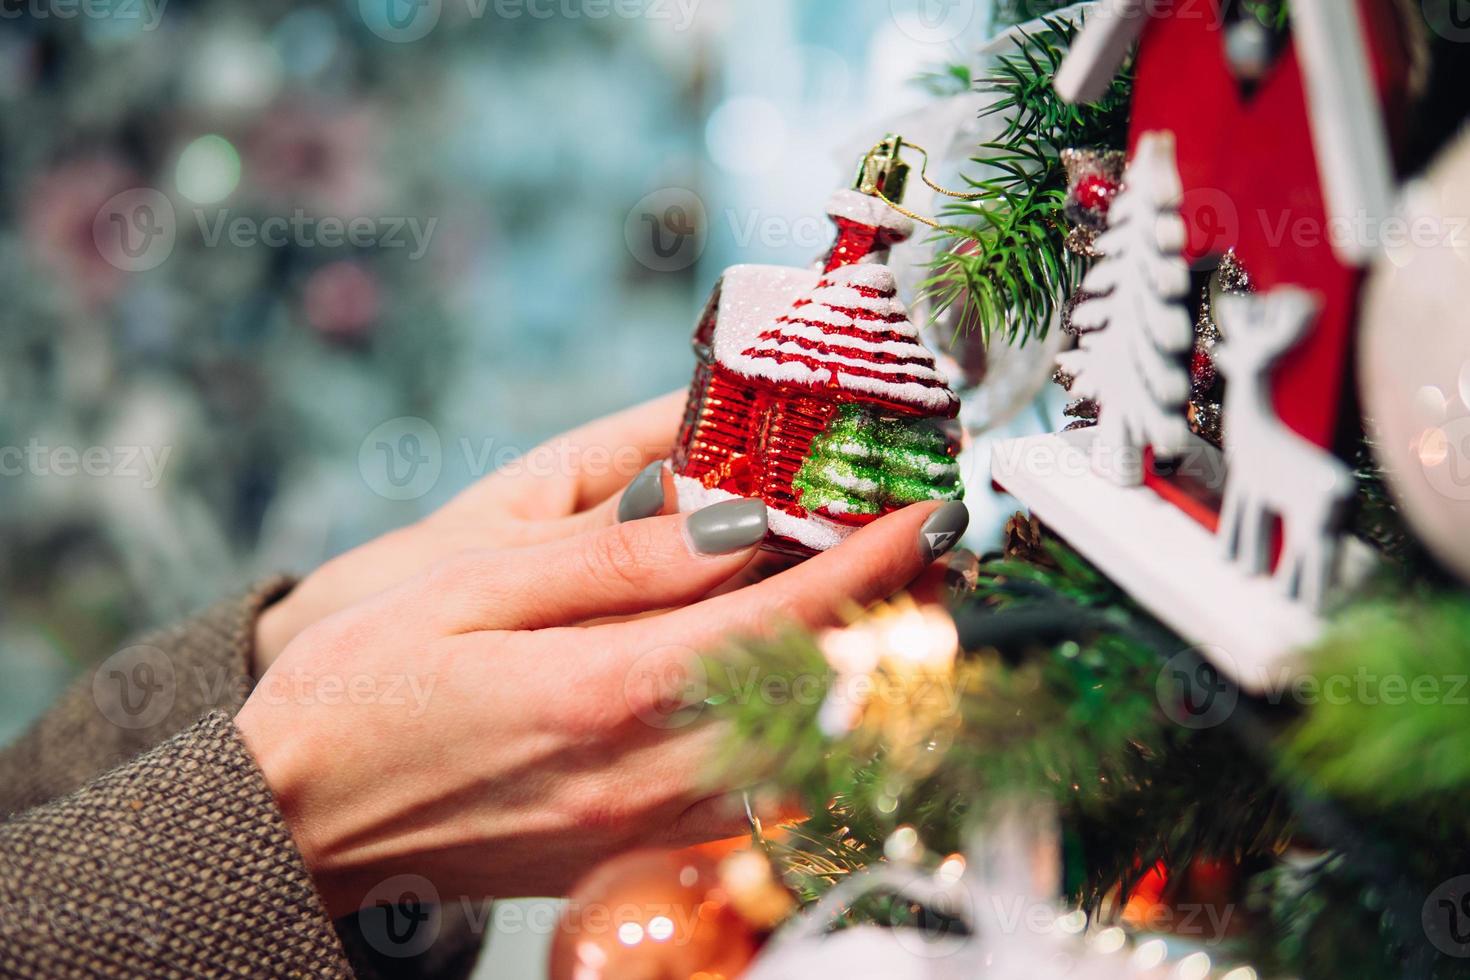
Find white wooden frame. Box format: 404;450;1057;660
990;428;1375;693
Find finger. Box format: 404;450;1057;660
607;500;970;654
534;457;678;541
464;391;686;521
659;791;805;848
605;725;738;840
697;549;803;598
661;793;757;847
430;499;770;633
577;549;801;626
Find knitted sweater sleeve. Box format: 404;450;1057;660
0;577;295;817
0;580;486;980
0;711;355;979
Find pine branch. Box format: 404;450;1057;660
1283;597;1470;819
706;463;1470;965
922;16;1133;346
1241;0;1291;30
706;538;1292;913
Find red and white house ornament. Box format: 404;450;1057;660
992;0;1413;690
671;138;962;555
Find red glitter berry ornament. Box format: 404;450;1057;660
1060;148;1126;257
1190;346;1217;392
1073;173;1118;215
669;136;963;556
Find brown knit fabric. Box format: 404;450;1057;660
0;711;356;978
0;577;296;817
0;581;488;979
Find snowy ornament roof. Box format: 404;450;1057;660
719;263;960;417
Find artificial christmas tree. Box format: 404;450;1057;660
671;5;1470;977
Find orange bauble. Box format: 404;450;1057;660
548;850;760;980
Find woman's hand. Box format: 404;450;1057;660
234;496;967;916
253;392;693;674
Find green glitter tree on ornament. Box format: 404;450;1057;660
793;405;962;520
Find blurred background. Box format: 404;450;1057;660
0;0;1062;972
0;0;1047;744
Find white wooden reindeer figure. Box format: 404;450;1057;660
1214;288;1354;612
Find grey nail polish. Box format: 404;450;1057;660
618;462;666;524
920;501;970;563
685;499;768;556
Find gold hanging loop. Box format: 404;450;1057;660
859;137;987;229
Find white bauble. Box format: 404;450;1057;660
1360;132;1470;583
742;925;968;980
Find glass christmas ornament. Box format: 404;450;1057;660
669;137;963;556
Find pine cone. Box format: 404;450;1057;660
1002;512;1052;565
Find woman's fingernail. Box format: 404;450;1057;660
685;499;768;556
618;462;666;523
919;501;970;563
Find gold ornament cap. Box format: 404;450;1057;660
853;134;910;203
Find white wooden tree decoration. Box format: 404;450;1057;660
1056;131;1194;487
1214;288;1354;612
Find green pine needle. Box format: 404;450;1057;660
922;16;1133;346
705;538;1291;912
1284;597;1470;816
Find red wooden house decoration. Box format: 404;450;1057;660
990;0;1414;687
1059;0;1413;463
672;186;959;554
